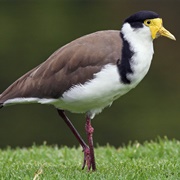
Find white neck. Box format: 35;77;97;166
121;23;154;85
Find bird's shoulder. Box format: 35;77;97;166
36;30;122;78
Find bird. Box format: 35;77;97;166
0;10;176;171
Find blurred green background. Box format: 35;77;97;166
0;0;179;148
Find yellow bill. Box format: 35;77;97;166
144;18;176;40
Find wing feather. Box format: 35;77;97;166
0;30;122;103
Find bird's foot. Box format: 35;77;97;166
82;146;92;171
82;146;96;171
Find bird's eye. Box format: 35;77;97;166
144;20;151;26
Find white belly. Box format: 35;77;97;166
52;64;143;116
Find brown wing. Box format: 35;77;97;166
0;30;122;103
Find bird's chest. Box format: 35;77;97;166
128;45;154;85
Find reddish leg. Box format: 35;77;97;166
57;109;94;171
85;115;96;171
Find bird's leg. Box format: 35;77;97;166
85;115;96;171
56;109;91;170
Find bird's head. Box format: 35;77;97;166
123;10;176;41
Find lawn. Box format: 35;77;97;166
0;137;180;179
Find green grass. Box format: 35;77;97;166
0;138;180;179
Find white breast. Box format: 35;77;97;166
122;23;154;85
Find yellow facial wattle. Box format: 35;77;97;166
144;18;176;40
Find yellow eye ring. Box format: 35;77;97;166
144;19;151;26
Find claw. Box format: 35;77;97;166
82;146;92;171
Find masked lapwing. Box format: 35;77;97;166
0;10;176;171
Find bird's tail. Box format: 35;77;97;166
0;94;3;109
